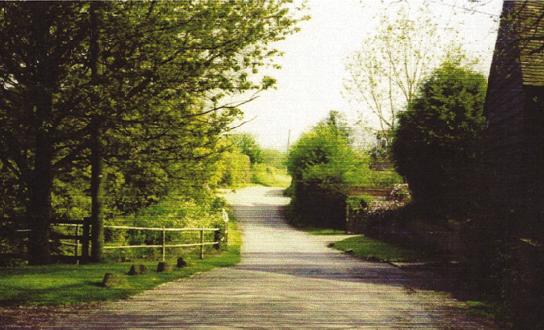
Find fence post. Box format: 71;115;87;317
199;229;204;259
74;224;79;261
222;209;229;247
345;203;350;234
82;217;90;262
161;227;166;262
213;229;221;250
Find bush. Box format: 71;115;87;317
286;112;361;228
105;191;227;260
229;133;263;164
392;62;486;215
218;150;251;187
290;181;347;229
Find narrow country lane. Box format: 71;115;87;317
51;186;494;329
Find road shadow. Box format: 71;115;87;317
233;202;490;313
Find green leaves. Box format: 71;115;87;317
0;1;305;257
392;62;487;213
287;111;360;186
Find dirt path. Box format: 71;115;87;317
45;186;493;329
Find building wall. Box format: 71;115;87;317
484;2;528;224
484;1;544;237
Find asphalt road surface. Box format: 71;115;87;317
49;186;494;329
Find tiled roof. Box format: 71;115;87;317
514;1;544;86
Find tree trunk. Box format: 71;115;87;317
90;120;104;262
27;4;55;265
89;2;104;262
28;119;53;265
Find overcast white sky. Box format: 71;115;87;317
235;0;504;150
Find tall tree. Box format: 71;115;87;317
344;6;468;146
0;1;305;263
88;2;104;262
0;2;91;264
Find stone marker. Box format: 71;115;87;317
156;261;171;272
127;264;147;275
176;257;187;268
137;264;147;274
102;273;125;287
128;265;138;275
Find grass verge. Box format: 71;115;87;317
464;300;498;319
0;221;241;306
330;235;430;262
303;227;346;235
251;165;291;188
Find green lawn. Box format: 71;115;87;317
303;227;346;235
0;221;241;306
331;235;430;262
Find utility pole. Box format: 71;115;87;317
286;129;291;152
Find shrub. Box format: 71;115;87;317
389;183;411;203
286;112;361;228
229;133;263;164
218;150;251;187
392;62;486;215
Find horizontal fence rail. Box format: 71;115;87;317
13;209;229;262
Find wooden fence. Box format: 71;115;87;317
346;186;392;200
15;209;230;262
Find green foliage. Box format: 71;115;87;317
229;133;263;164
392;62;487;214
218;150;252;188
0;1;305;262
251;163;291;188
286;111;402;229
304;228;346;235
251;148;290;187
261;149;287;169
346;195;372;213
332;235;430;262
287;111;360;185
286;112;360;228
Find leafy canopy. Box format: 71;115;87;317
392;62;487;212
287;111;360;186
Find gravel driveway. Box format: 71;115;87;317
47;186;494;329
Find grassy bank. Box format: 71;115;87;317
331;235;430;262
300;227;346;235
251;164;291;188
0;221;241;306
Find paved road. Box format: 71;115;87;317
51;186;493;329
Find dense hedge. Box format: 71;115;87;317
392;62;486;215
290;182;347;229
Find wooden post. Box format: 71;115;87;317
345;203;350;234
74;224;79;260
161;227;166;262
82;217;90;262
199;229;204;259
222;209;229;247
213;229;221;250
